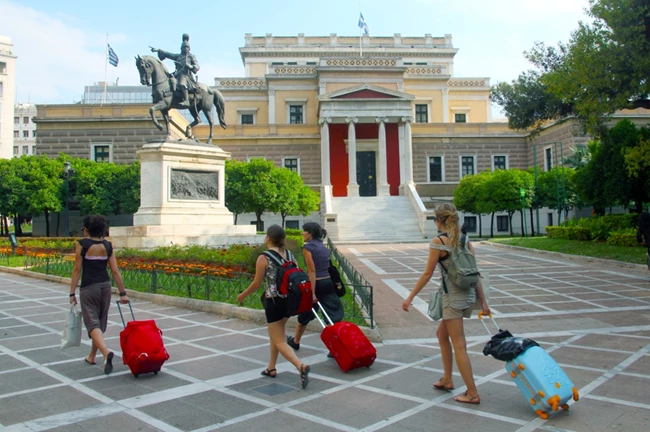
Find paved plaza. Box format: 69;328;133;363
1;243;650;431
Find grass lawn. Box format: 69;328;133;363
489;237;647;265
0;255;27;267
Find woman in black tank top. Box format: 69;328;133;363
69;215;129;375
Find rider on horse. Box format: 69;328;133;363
150;34;199;108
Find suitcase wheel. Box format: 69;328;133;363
548;395;561;411
552;403;559;412
561;404;569;411
134;374;139;378
529;398;536;406
572;387;579;402
154;370;159;375
535;410;548;420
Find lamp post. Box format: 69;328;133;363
63;162;76;237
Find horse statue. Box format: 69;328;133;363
134;55;226;144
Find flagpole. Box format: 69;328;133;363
102;33;108;106
359;3;362;57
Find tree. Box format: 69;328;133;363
74;160;141;216
537;167;579;223
12;156;64;237
0;159;25;235
453;170;492;237
527;0;650;134
272;168;320;227
490;71;572;132
484;169;529;236
225;158;279;231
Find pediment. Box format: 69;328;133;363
319;84;414;101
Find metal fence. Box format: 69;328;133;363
327;238;374;328
23;250;374;326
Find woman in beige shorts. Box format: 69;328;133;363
402;203;490;404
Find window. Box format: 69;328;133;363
545;147;553;172
416;62;427;65
240;114;254;125
13;146;18;156
285;220;300;230
23;130;28;138
271;62;283;65
14;116;19;124
0;62;6;74
23;116;29;124
32;130;37;137
0;82;3;97
454;113;467;123
22;146;29;155
460;156;475;178
306;62;317;65
547;212;554;227
415;104;428;123
283;157;300;173
289;105;303;124
428;156;443;182
250;221;264;231
92;144;111;162
463;216;477;233
492;155;507;170
497;215;509;232
287;62;298;65
13;130;19;138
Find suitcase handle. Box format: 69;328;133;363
478;311;500;336
116;301;135;328
311;301;334;329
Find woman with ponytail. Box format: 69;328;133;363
402;203;490;404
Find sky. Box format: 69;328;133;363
0;0;592;116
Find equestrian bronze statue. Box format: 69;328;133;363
136;34;226;143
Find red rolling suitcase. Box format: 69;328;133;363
116;301;170;378
313;303;376;372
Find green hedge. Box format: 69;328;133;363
559;213;640;242
546;226;570;239
606;229;640;247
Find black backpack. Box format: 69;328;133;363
263;250;313;316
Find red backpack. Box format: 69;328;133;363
263;250;313;316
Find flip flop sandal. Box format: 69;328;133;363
300;364;310;389
433;378;454;390
454;390;481;404
84;358;96;365
261;368;277;378
103;352;114;375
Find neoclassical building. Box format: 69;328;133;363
37;33;643;240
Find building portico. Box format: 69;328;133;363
318;84;414;197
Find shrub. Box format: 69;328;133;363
546;226;570;239
568;227;592;241
607;228;641;247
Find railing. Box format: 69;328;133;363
327;238;374;328
21;252;373;326
406;182;435;238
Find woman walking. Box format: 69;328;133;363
286;222;344;353
402;203;490;404
237;225;311;389
70;215;129;375
637;212;650;274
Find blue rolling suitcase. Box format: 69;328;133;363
480;314;579;419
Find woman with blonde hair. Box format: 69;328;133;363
402;203;490;404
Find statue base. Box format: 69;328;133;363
110;140;258;249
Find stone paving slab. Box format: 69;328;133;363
1;243;650;431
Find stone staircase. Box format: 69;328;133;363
331;196;426;243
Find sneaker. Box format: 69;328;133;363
287;336;300;350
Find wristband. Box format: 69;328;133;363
119;292;127;297
69;293;76;297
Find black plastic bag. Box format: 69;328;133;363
482;329;539;362
328;261;346;298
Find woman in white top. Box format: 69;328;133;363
402;203;490;404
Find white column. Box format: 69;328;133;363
442;88;449;123
398;123;406;195
376;117;390;196
401;116;414;184
346;117;359;197
268;89;276;124
319;118;331;186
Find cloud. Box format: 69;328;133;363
0;0;126;103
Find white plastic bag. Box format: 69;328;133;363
61;304;82;349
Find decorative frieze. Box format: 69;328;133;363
270;67;317;74
406;67;443;75
448;79;487;87
325;59;396;67
217;79;266;87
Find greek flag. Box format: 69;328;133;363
358;13;369;35
107;44;119;67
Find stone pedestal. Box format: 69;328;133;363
110;140;258;249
